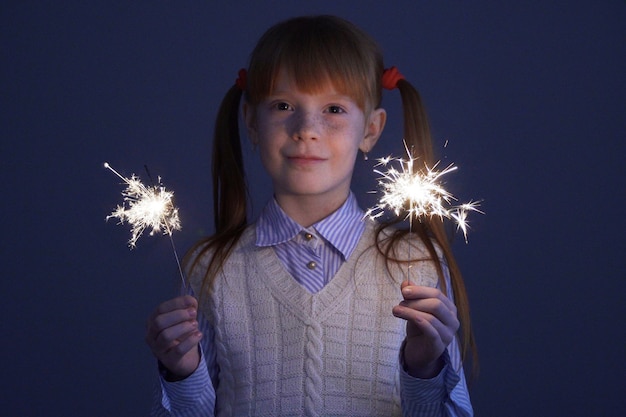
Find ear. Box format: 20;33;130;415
242;101;258;144
360;107;386;153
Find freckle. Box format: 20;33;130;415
323;118;342;132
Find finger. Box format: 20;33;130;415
151;305;197;331
401;285;457;313
401;284;439;300
146;296;198;337
162;329;203;359
399;297;459;329
152;319;199;355
393;305;456;345
156;295;197;316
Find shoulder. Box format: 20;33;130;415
362;219;440;258
359;219;442;288
188;225;256;258
184;225;258;285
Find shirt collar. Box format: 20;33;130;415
256;192;366;260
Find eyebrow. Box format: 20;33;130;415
266;90;356;102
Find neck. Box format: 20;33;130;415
275;192;349;227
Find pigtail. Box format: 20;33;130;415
378;78;477;373
213;84;247;233
396;79;435;166
183;83;248;299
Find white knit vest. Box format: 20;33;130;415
191;221;439;417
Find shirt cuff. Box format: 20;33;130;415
399;348;461;405
159;347;215;411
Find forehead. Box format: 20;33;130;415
262;65;369;111
270;68;337;95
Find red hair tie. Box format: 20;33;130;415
382;66;405;90
235;68;247;90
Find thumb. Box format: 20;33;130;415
401;279;416;290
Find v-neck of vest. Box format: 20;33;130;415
248;221;377;323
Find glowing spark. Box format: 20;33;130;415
365;145;482;242
104;162;186;286
104;162;181;248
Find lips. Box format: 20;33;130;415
287;154;326;163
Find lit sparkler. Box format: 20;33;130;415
104;162;185;285
365;144;482;242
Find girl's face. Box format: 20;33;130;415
245;69;386;221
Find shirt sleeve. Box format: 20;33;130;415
150;302;217;416
399;340;473;416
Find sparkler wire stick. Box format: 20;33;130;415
407;145;416;281
104;162;186;287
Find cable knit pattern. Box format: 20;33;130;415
189;220;440;416
304;321;323;416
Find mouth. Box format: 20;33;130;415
287;154;326;163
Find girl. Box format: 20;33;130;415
146;15;475;416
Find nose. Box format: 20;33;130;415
291;111;319;141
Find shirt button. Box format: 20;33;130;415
304;233;313;241
306;261;317;270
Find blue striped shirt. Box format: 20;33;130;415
256;193;365;293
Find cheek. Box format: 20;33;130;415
257;147;277;180
322;117;349;134
254;125;280;153
257;141;276;165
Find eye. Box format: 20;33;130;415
326;105;345;114
274;102;292;111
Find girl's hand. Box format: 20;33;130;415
392;281;459;379
145;295;203;380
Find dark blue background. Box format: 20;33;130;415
2;2;625;416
